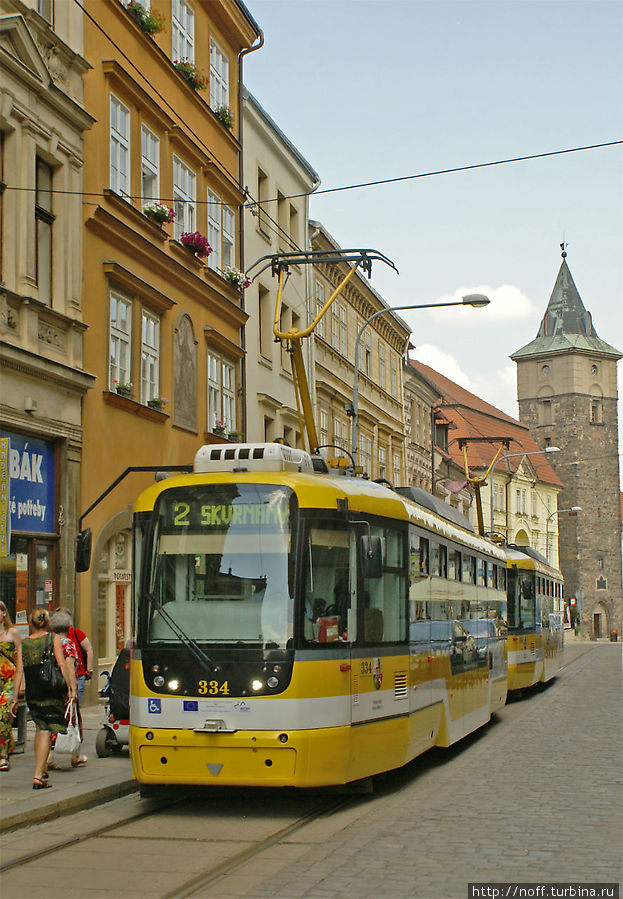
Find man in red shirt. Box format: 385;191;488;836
56;608;94;704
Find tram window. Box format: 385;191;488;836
448;549;461;580
302;521;354;645
476;559;486;586
430;542;447;578
518;574;536;629
419;537;429;575
496;566;506;592
486;561;495;589
461;555;476;584
363;524;407;644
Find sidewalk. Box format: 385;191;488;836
0;702;136;835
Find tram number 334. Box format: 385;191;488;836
198;680;230;695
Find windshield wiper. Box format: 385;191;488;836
144;590;219;674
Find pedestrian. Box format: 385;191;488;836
0;602;23;771
21;607;73;790
48;610;87;769
55;608;94;704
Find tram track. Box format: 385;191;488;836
0;796;183;873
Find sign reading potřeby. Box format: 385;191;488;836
0;432;55;535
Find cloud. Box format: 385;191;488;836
411;344;475;390
427;284;538;322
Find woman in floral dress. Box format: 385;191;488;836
0;601;23;770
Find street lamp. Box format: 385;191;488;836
350;294;490;463
545;507;582;565
488;447;561;537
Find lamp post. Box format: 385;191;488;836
488;447;561;537
545;507;582;565
350;294;490;463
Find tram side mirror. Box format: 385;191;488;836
76;528;92;572
360;535;383;579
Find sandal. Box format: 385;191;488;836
0;758;9;772
33;777;52;790
71;755;88;768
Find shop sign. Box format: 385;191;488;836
0;431;55;534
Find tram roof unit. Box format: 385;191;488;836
504;544;563;578
134;442;506;563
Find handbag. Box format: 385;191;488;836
39;634;67;695
55;700;82;755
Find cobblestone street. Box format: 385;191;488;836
212;643;622;898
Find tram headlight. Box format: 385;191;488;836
251;678;263;692
267;676;279;689
167;679;179;691
153;675;165;687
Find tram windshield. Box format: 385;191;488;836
139;483;295;649
507;570;536;630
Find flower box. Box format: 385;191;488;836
215;105;234;129
180;231;212;258
125;1;165;36
173;59;208;91
144;203;175;225
224;266;251;290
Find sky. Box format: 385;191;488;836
242;0;623;459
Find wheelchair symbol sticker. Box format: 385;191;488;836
148;699;162;714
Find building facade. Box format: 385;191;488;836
512;251;623;638
78;0;259;682
402;358;438;491
310;222;409;482
242;87;319;446
0;0;94;632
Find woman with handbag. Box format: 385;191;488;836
21;607;74;789
47;610;87;768
0;601;23;771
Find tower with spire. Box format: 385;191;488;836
511;249;622;639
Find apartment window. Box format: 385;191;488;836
207;190;235;273
359;435;372;475
141;125;159;203
209;39;229;111
289;204;299;246
109;291;132;389
333;418;349;451
207;351;236;431
35;160;54;306
390;355;398;398
258;284;272;358
358;325;371;376
531;493;537;518
257;167;269;233
319;409;328;448
37;0;53;25
173;155;195;240
315;280;325;339
378;341;386;391
110;94;130;197
379;447;386;480
141;310;160;403
393;452;400;486
172;0;194;62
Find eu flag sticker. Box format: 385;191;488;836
183;700;199;712
148;698;162;714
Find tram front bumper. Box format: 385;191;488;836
130;725;351;788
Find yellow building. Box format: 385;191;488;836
310;222;409;481
79;0;260;682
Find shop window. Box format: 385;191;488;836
97;531;132;666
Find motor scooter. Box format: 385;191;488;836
96;647;130;757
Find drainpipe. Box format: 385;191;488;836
237;29;264;439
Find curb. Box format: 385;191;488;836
0;778;139;835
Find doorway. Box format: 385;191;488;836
593;613;602;638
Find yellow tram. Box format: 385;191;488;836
505;545;564;693
129;442;509;792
